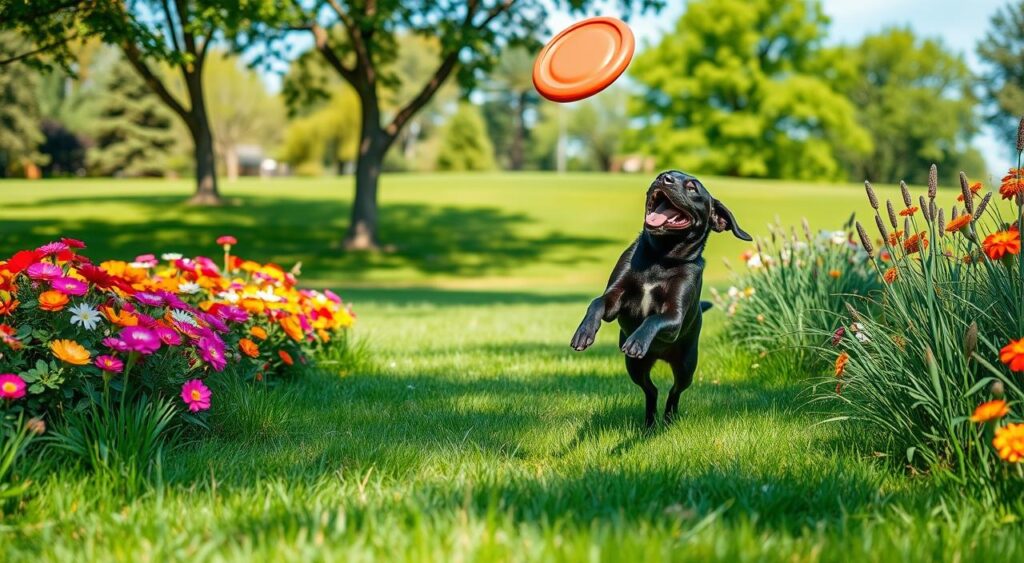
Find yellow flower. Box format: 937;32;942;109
970;399;1008;423
50;339;91;365
993;423;1024;463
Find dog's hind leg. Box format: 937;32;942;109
622;333;659;428
665;339;698;423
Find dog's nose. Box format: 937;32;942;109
659;173;675;185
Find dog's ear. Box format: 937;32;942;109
710;199;752;241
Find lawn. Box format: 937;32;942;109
2;175;1022;561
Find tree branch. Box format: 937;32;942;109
328;0;373;81
160;0;183;54
121;41;192;124
311;23;358;85
0;31;83;66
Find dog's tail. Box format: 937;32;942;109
700;300;713;313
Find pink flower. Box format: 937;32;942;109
216;235;237;247
36;241;69;256
133;292;165;307
197;335;226;371
180;379;211;412
0;373;26;400
102;337;130;352
94;355;124;374
50;276;88;296
119;326;162;355
26;262;63;281
154;325;182;346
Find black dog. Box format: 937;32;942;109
570;171;751;427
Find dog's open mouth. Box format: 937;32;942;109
645;191;693;230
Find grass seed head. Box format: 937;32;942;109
928;164;938;199
960;172;974;213
919;195;931;221
865;181;879;209
974;192;992;221
900;181;912;207
1017;116;1024;152
802;217;812;241
964;322;978;361
937;208;945;237
857;222;873;257
887;200;898;228
875;214;889;241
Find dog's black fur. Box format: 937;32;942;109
570;171;751;427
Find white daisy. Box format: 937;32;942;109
216;291;240;303
161;253;183;261
68;303;102;331
129;261;152;269
178;282;201;294
170;309;198;326
256;289;283;302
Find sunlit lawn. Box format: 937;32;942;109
2;174;1021;560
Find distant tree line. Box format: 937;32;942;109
2;0;1024;247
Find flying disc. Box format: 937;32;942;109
533;16;635;103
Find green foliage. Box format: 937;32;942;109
827;28;980;184
46;397;177;496
0;32;47;177
277;86;361;176
629;0;871;180
712;219;881;378
436;103;496;172
978;1;1024;147
87;60;178;177
0;416;42;504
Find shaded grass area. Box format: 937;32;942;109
0;173;943;286
4;288;1023;560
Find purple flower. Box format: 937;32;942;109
133;292;165;307
158;291;189;311
199;312;229;333
36;241;69;256
102;337;130;352
154;325;182;346
215;305;249;324
50;277;88;296
119;326;162;355
26;262;63;281
197;335;226;372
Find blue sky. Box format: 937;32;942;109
548;0;1011;171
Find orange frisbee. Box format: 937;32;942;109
533;16;635;103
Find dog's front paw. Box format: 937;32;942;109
621;333;651;358
570;324;598;351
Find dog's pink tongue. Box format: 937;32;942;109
646;201;676;227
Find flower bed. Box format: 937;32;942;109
0;237;355;423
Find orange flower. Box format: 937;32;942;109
0;297;20;316
883;267;898;284
970;399;1009;423
993;423;1024;463
982;229;1021;261
249;326;268;340
50;339;91;365
945;214;971;233
888;230;904;246
834;352;849;378
240;298;266;314
899;206;919;217
239;338;260;358
101;305;139;327
957;182;982;202
999;168;1024;200
1000;338;1024;371
38;290;70;312
903;232;928;254
278;349;294;366
280;315;304;342
828;269;841;279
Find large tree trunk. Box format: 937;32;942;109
184;70;222;206
344;100;388;251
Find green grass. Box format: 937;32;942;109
2;175;1022;560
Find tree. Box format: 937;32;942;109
437;103;496;171
629;0;871;181
569;87;631;171
0;32;47;178
278;86;362;176
269;0;663;250
88;60;178;177
480;46;538;170
0;1;271;203
828;28;979;184
202;52;285;181
978;1;1024;152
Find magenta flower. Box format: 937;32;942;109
94;355;124;374
133;292;165;307
158;291;189;310
199;312;229;333
36;241;69;256
118;326;162;355
133;254;157;267
216;235;237;246
102;337;130;352
0;374;26;400
196;335;226;372
26;262;63;281
50;276;88;296
180;379;212;412
215;304;249;324
154;325;182;346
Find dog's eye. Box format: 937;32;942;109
685;181;698;191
